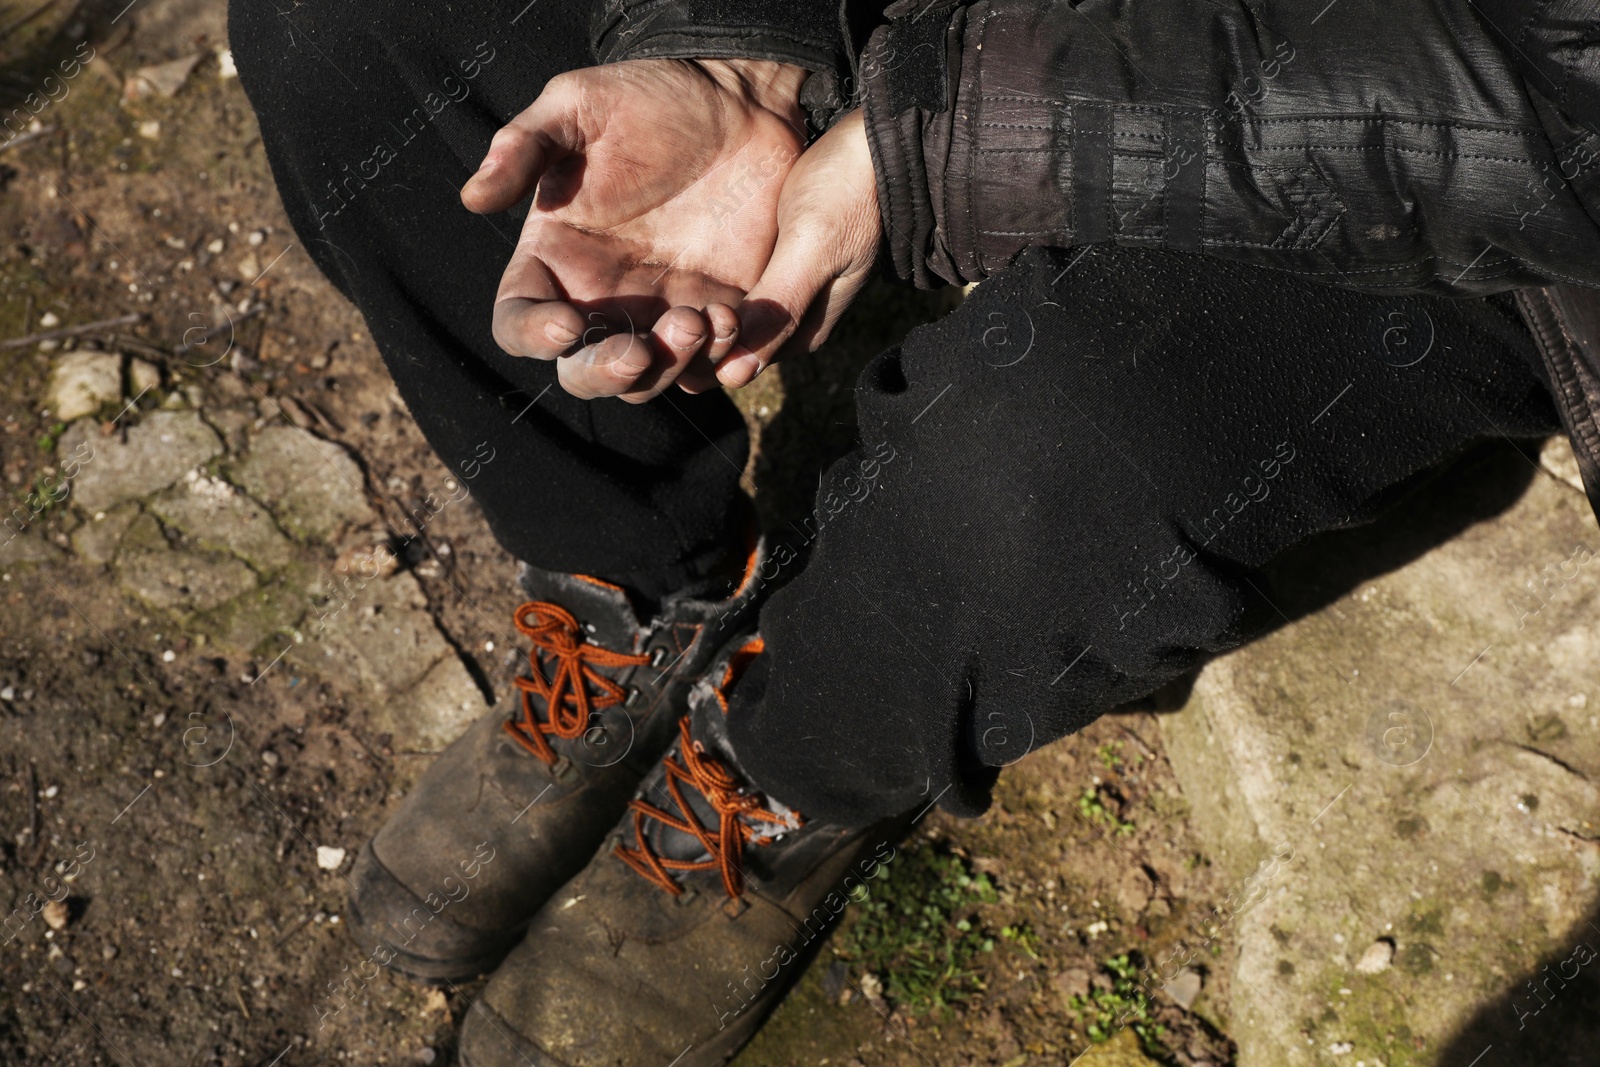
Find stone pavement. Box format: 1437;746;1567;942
27;361;489;753
1160;436;1600;1067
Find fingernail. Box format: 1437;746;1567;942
668;324;704;351
718;352;762;386
545;322;578;346
614;336;653;373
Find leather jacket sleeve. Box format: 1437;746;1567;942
860;0;1600;295
590;0;895;132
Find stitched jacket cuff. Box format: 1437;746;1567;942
861;3;965;287
591;0;858;132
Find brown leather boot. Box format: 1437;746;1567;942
457;638;911;1067
346;547;765;983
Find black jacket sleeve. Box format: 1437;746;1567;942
590;0;895;132
860;0;1600;295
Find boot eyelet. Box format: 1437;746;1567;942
675;885;700;906
624;687;642;708
649;646;667;668
720;896;751;919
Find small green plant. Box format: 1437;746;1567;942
1066;953;1168;1055
833;844;999;1016
1095;741;1124;770
22;473;69;517
36;421;65;452
999;922;1041;961
1076;785;1136;835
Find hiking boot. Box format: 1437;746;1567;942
346;546;765;983
457;638;912;1067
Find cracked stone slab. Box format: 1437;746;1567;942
305;571;453;695
295;569;490;750
232;425;375;543
372;655;491;753
1159;462;1600;1067
204;567;316;659
61;411;224;513
0;530;64;567
149;470;294;570
70;503;142;565
115;515;258;614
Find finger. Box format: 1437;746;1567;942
492;290;588;362
717;228;835;389
675;357;722;394
461;82;583;213
704;302;741;365
673;303;740;394
617;306;711;404
556;332;658;400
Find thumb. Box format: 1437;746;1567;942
461;89;583;214
717;225;837;388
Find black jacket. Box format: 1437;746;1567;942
590;0;1600;516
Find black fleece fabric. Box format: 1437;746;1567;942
231;0;1559;826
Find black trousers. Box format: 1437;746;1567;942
231;0;1560;827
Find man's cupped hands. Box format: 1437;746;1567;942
461;59;882;402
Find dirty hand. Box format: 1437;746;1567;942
461;58;807;403
716;109;882;389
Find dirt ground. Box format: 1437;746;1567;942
0;3;1248;1065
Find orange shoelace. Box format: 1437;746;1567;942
502;601;650;765
615;716;801;900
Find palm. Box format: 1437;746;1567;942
465;60;806;393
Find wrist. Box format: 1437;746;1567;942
699;59;809;125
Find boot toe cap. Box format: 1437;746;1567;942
347;841;524;982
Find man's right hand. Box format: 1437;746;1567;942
462;59;807;403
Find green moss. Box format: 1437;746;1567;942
1077;785;1137;836
832;843;1000;1017
1065;953;1169;1058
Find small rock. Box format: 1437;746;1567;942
101;944;118;961
316;846;346;871
237;254;260;282
1162;967;1203;1010
137;120;161;141
206;238;225;255
1073;1027;1165;1065
1354;938;1395;975
422;988;450;1016
38;312;60;328
41;900;69;931
1053;967;1091;1000
230;347;262;376
247;230;265;247
216;47;237;79
261;750;280;768
334;543;399;580
47;351;123;422
413;1049;437;1066
0;686;12;700
128;359;161;396
123;53;202;101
